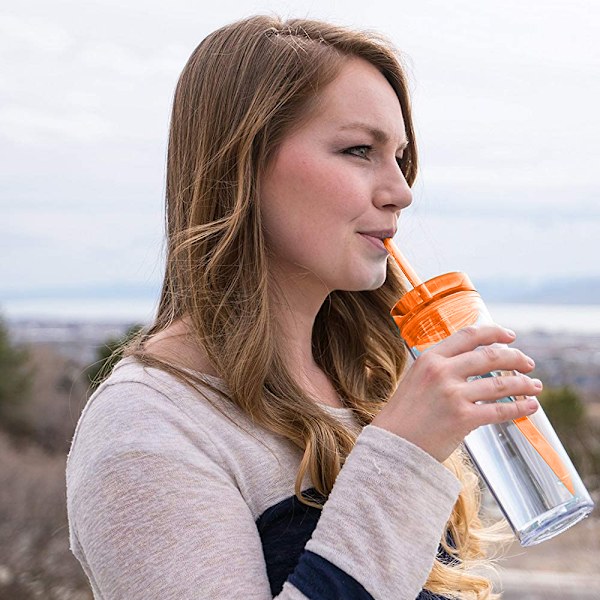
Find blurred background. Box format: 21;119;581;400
1;0;599;598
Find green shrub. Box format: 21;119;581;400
86;324;143;391
540;386;600;490
0;317;32;434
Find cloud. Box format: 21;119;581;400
1;0;599;306
79;41;184;80
399;211;600;282
0;106;116;144
0;13;72;55
0;11;185;149
2;208;164;291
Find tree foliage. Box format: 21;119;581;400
0;316;32;433
540;385;600;489
86;324;143;391
540;386;585;432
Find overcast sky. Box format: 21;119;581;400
2;0;599;308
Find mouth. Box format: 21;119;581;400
358;230;396;251
360;230;396;240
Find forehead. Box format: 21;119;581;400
300;58;407;144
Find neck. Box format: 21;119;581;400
268;270;345;407
270;275;326;375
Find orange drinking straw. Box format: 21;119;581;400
383;238;575;495
383;238;423;288
512;416;575;494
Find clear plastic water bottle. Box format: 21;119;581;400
389;270;595;546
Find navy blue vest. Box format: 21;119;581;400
256;488;453;599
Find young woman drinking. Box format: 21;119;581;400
67;15;541;599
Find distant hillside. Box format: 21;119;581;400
473;277;600;305
0;282;160;301
2;277;600;306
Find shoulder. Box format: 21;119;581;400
76;356;224;427
66;357;242;487
86;355;225;415
66;356;302;490
66;356;308;526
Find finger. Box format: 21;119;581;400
471;396;539;427
462;372;543;403
451;345;535;379
432;324;516;358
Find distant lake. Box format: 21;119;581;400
487;303;600;335
2;297;159;324
3;297;600;335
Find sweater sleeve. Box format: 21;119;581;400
67;381;461;600
301;425;462;599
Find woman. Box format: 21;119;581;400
67;15;541;599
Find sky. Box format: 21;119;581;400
1;0;599;316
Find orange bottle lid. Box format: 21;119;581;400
391;272;482;350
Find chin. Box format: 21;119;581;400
367;265;388;290
366;275;387;291
340;270;387;292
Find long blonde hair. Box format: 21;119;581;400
129;15;502;598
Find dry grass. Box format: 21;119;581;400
499;515;600;575
0;345;92;600
0;433;92;599
1;341;598;599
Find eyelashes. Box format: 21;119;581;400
344;145;372;159
344;145;405;169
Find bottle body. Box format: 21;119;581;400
393;273;594;546
464;400;593;545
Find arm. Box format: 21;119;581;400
67;381;460;600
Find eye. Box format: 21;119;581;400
344;145;372;159
396;154;407;173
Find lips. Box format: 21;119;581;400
359;229;395;252
359;229;396;240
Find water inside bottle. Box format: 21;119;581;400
464;379;594;546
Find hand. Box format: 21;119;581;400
371;325;541;462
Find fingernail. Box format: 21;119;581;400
532;379;543;390
527;398;539;410
527;357;536;368
505;328;516;339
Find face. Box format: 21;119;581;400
260;58;413;298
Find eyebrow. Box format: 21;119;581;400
338;122;409;150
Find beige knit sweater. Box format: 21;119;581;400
66;357;461;599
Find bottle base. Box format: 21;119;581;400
516;499;595;546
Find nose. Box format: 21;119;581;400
373;159;413;212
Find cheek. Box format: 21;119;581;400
261;144;368;263
287;158;336;205
280;145;355;203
